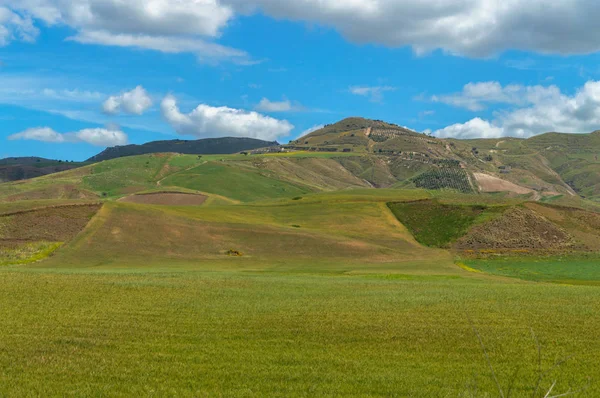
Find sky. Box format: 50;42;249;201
3;1;600;161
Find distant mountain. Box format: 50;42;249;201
0;157;86;183
88;137;279;162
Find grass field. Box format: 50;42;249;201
0;267;598;396
464;255;600;285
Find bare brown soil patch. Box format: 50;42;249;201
120;192;207;206
525;203;600;250
0;204;101;242
456;207;576;251
474;173;533;195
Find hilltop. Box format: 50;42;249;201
282;118;600;201
88;137;279;162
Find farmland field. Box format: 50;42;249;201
0;264;598;396
464;255;600;285
1;153;600;396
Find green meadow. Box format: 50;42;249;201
1;154;600;396
465;255;600;285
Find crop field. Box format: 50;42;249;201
0;264;599;396
464;255;600;285
412;167;474;193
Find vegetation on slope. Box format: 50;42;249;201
412;167;473;193
159;161;312;202
388;200;493;247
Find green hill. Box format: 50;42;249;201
87;137;279;162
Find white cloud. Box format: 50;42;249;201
0;6;38;46
161;94;293;141
226;0;600;57
432;81;561;111
70;31;252;64
6;1;600;58
431;80;600;138
430;118;505;139
8;126;65;142
349;86;396;102
8;126;128;146
255;97;304;112
75;127;128;146
2;0;251;63
103;86;152;115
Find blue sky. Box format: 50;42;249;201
2;1;600;160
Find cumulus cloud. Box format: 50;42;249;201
7;1;600;58
161;94;293;141
103;86;152;115
431;80;600;138
75;128;128;146
8;126;128;146
430;118;505;139
8;126;65;142
2;0;251;63
226;0;600;57
432;82;561;111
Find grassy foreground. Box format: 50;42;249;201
1;182;600;396
0;268;597;396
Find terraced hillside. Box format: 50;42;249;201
283;118;600;201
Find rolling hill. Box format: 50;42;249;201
284;117;600;201
87;136;279;162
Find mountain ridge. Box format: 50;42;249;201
87;137;279;162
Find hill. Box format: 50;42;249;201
282;118;600;201
0;157;87;183
87;137;279;162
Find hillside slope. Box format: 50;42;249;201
88;137;279;162
284;118;600;201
